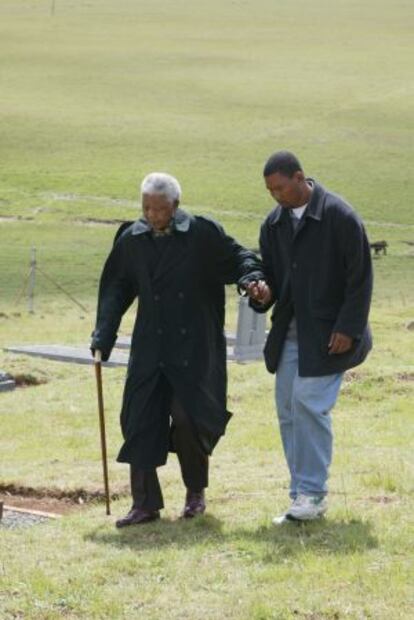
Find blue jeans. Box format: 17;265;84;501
275;320;343;498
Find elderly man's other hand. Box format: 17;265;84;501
91;348;110;362
328;332;353;355
246;280;272;305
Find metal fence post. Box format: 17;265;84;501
28;247;37;313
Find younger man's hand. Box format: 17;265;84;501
246;280;272;305
328;332;353;354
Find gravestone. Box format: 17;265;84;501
0;371;16;392
232;297;267;361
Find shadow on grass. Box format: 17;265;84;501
85;513;378;561
238;518;378;562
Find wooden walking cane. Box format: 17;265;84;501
94;350;111;515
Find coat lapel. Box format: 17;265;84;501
291;180;325;241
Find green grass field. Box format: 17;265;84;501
0;1;413;619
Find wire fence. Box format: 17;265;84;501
0;241;243;327
0;243;102;314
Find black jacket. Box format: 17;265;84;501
91;209;263;468
252;180;373;376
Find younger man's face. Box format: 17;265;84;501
265;171;305;208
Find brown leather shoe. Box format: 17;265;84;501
115;507;160;528
182;490;206;518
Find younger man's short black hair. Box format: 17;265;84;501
263;151;303;178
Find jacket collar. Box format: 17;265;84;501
269;179;325;226
131;207;191;235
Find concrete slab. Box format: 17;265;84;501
4;343;263;366
0;371;16;392
4;345;129;368
0;379;16;392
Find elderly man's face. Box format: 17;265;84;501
142;194;177;231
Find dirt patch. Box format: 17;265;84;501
0;483;125;515
343;371;365;383
344;372;414;385
0;312;22;319
396;372;414;382
368;495;398;504
344;373;405;385
11;373;48;387
0;494;75;516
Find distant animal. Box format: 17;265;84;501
370;240;388;256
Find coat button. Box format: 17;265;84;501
154;294;160;301
180;327;187;335
178;291;184;299
159;361;165;369
183;360;189;367
292;262;297;269
157;328;163;335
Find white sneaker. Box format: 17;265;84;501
286;494;327;521
272;513;290;526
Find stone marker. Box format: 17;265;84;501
233;297;267;362
0;371;16;392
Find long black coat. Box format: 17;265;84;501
252;180;373;377
91;209;263;468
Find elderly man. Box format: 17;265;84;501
91;172;263;527
247;151;373;522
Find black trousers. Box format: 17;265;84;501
130;392;209;511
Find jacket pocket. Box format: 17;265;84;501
313;317;336;355
313;316;357;357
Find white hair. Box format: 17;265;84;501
140;172;182;204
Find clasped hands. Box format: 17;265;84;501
245;280;273;306
245;280;353;355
